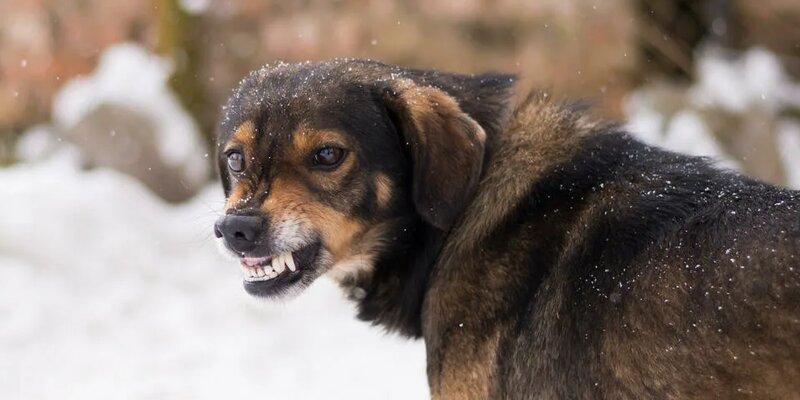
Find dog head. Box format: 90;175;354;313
214;59;514;298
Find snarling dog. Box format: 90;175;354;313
214;60;800;398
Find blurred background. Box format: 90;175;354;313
1;0;799;399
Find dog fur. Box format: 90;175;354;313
217;60;800;399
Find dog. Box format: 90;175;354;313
214;59;800;399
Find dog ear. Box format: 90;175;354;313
381;79;487;231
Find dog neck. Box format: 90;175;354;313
336;216;446;337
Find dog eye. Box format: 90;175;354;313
227;151;244;172
312;147;345;168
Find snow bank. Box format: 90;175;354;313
0;151;427;399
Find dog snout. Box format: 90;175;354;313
215;214;267;253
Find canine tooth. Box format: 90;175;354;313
273;254;286;274
286;252;297;272
275;259;282;272
269;255;278;272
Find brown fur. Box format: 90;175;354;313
229;120;257;155
421;96;601;397
384;79;487;231
225;181;253;209
259;176;367;263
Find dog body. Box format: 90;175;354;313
422;96;800;399
216;60;800;399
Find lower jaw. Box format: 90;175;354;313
243;272;305;297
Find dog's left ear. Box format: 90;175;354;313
381;79;488;231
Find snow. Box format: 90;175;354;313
690;47;796;113
661;110;739;170
180;0;212;15
625;89;739;170
0;149;428;399
51;43;209;187
15;124;60;162
624;93;664;146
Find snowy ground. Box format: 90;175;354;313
0;149;428;399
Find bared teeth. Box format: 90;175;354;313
273;254;286;274
286;252;297;272
240;251;298;282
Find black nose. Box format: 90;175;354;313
215;214;266;253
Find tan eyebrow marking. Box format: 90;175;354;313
292;126;349;155
226;120;257;153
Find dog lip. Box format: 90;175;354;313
241;256;271;268
241;241;322;297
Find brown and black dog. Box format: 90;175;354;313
214;59;800;399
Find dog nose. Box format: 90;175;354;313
215;214;266;253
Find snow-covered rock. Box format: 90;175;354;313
51;43;210;202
